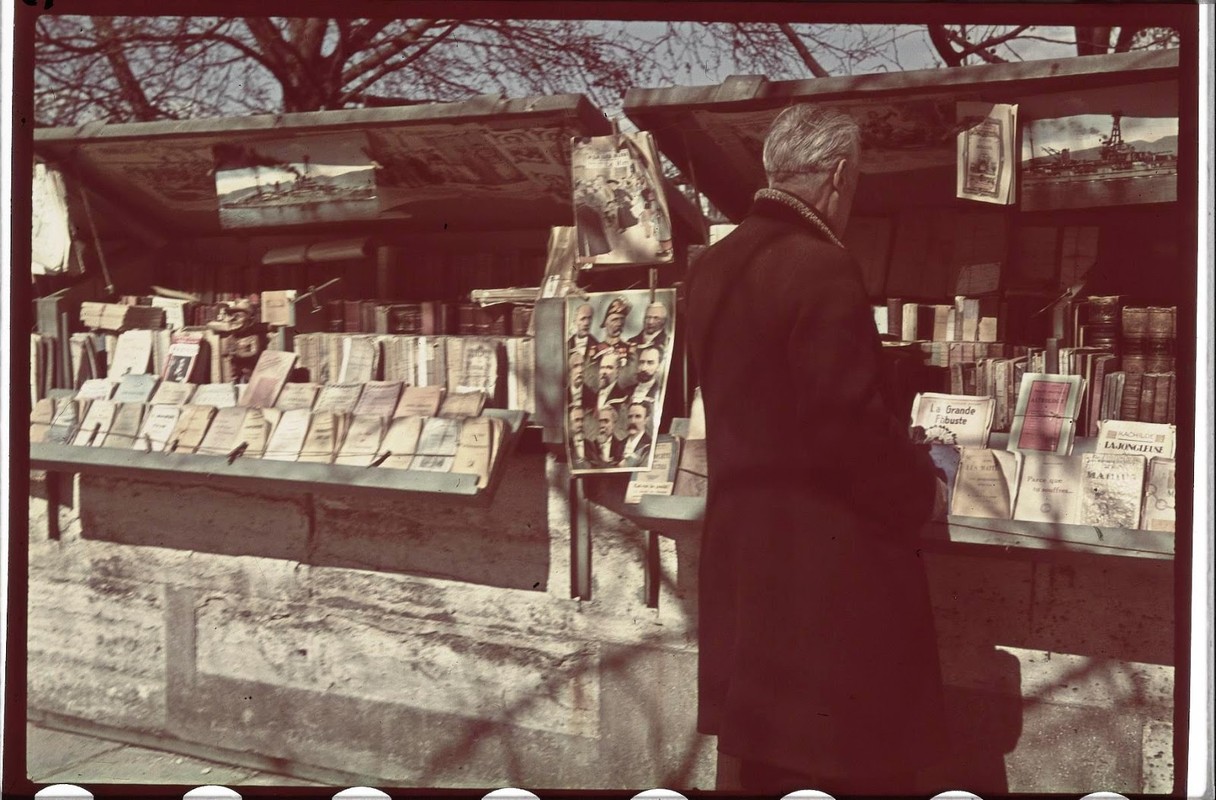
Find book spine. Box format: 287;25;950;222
886;299;904;339
1150;372;1171;424
1167;373;1176;424
1139;374;1158;425
1121;372;1144;421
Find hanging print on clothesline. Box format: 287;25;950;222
570;131;675;266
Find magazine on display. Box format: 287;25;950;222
1012;452;1083;524
380;416;425;470
910;393;996;447
239;349;299;408
1095;419;1176;460
949;448;1021;519
565;288;676;475
956;101;1018;205
624;434;681;504
570;131;674;266
1007;373;1085;455
1078;453;1147;529
1140;457;1176;532
169;405;218;455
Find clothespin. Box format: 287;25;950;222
227;441;248;464
294;277;343;315
168;438;180;454
85;422;102;447
369;450;392;468
143;434;153;453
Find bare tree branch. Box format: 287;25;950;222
32;18;1179;127
338;22;460;106
777;23;829;77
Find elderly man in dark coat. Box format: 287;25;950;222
685;104;949;795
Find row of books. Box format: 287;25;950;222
941;447;1175;533
32;397;507;488
1101;370;1177;425
292;333;536;414
79;301;167;332
881;296;1003;344
65;319;268;391
1043;343;1177;431
75;292;540;340
943;349;1176;439
1072;297;1176;353
283;297;535;337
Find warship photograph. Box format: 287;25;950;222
1021;111;1177;210
215;134;378;228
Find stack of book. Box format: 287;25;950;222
371;302;454;335
1121;305;1176;376
880;296;1008;369
887;296;1002;345
456;303;513;335
1107;369;1177;425
293;332;535;415
1051;298;1180;430
79;302;166;332
1075;294;1121;352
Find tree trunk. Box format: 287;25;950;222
927;24;964;67
1075;26;1112;57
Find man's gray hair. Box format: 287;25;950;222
762;104;860;186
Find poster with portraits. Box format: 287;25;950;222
565;289;676;474
570;132;675;266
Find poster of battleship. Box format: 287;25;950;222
214;133;378;228
1020;112;1177;211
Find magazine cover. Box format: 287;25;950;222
956;101;1017;205
570;132;674;266
566;288;676;474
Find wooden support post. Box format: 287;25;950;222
44;472;63;540
571;476;592;600
643;530;660;609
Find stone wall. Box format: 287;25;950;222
25;453;1173;792
27;453;713;789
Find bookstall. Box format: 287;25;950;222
620;47;1191;792
26;95;716;789
23;47;1193;793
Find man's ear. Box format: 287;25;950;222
831;158;850;193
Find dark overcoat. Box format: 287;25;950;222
685;194;948;779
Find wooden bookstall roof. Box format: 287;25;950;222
34;93;616;237
624;49;1181;222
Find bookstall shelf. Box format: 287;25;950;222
31;409;527;507
622;493;1171;564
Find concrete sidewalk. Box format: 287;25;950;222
25;722;320;788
